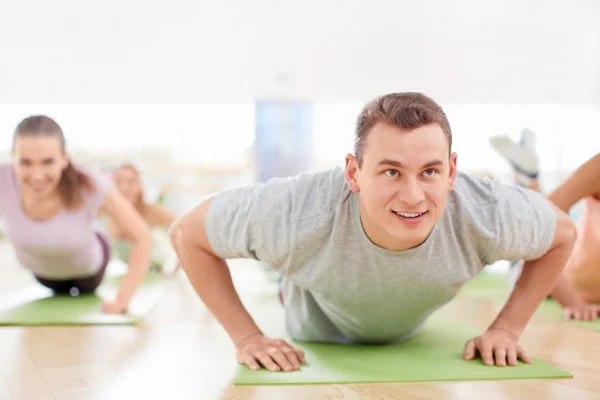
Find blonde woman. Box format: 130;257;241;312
106;163;179;274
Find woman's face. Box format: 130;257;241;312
13;135;69;200
114;167;142;204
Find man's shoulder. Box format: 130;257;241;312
451;171;544;208
449;171;498;209
204;166;351;265
210;166;351;221
290;165;350;202
446;170;553;237
289;166;348;189
445;171;519;232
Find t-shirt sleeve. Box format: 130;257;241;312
0;164;10;210
481;179;557;265
0;164;10;214
204;177;295;269
79;166;114;211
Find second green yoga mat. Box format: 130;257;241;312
0;273;171;326
459;271;600;332
234;290;571;385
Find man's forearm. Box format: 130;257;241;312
174;239;263;345
488;241;573;337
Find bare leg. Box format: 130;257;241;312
547;153;600;213
491;130;600;319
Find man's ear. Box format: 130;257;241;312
345;153;361;193
448;152;458;191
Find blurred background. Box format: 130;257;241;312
0;0;599;220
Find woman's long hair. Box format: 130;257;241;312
117;163;148;215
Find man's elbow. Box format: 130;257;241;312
554;208;577;251
169;214;191;251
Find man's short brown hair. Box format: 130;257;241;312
354;92;452;166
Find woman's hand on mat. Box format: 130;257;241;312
463;328;531;367
563;302;600;321
236;334;306;372
101;300;128;314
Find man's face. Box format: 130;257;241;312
345;121;457;251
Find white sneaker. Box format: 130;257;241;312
489;134;539;187
519;128;537;152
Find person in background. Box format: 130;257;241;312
0;115;152;314
491;130;600;320
106;163;180;275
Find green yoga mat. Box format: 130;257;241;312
233;291;572;385
459;272;600;332
0;273;171;326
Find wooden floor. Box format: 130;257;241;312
1;241;599;400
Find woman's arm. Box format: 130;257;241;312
146;204;177;229
99;188;153;313
147;204;182;274
102;214;124;239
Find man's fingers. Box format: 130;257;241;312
463;339;476;360
494;347;507;367
240;355;261;371
237;338;306;373
280;346;301;370
280;341;306;365
294;347;307;364
479;343;495;366
506;347;518;366
253;350;281;372
517;346;532;364
266;347;295;372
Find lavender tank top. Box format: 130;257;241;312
0;163;112;279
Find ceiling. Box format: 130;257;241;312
1;0;599;103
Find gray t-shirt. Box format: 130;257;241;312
205;167;556;344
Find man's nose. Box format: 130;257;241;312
399;178;425;207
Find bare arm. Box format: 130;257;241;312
103;215;123;239
146;204;177;230
100;189;153;310
169;197;263;344
487;203;577;336
544;153;600;316
547;153;600;212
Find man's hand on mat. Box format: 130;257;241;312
101;300;128;314
463;328;531;367
563;302;600;321
236;334;306;372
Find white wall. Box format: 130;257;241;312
0;0;598;102
0;103;256;166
